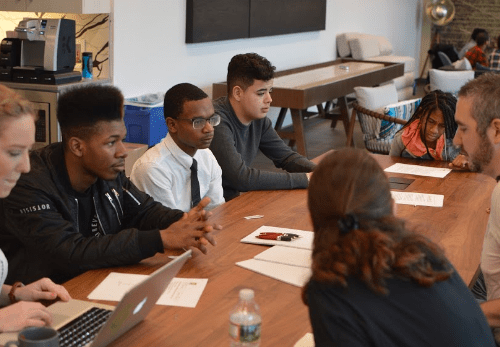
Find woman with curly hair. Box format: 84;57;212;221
390;90;469;168
303;148;493;346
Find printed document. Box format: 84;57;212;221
236;246;313;287
385;163;451;178
391;191;444;207
88;273;207;308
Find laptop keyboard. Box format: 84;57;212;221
58;307;113;347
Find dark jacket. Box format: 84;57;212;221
0;143;184;284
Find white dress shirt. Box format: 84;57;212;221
130;133;224;212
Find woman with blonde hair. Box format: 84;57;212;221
0;84;70;332
303;148;494;346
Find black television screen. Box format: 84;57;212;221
186;0;249;43
186;0;326;43
250;0;326;38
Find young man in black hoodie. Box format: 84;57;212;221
0;84;219;284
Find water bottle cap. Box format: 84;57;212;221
239;289;254;301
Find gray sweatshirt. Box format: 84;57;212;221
210;97;315;200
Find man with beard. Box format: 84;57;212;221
453;74;500;333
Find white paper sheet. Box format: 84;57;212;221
294;333;315;347
88;273;207;308
254;246;312;268
157;278;208;308
391;191;444;207
236;259;312;287
384;163;451;178
240;225;314;250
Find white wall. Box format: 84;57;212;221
112;0;422;99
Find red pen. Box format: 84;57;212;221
256;232;300;241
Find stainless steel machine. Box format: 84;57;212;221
0;18;81;84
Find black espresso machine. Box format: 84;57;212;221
0;18;81;85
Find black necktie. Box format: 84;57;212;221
190;159;201;208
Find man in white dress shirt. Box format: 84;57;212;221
130;83;225;212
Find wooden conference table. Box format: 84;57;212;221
212;58;404;157
63;154;495;347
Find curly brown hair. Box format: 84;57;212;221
302;148;452;303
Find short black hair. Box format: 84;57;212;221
476;32;490;46
226;53;275;95
163;83;208;120
57;84;124;143
471;28;487;41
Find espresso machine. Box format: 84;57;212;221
0;18;81;84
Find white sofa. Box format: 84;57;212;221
336;32;416;101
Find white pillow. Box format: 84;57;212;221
376;36;393;56
452;58;472;70
354;83;399;139
429;69;474;95
354;82;399;111
337;32;362;57
349;37;380;60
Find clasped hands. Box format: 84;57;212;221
160;197;221;254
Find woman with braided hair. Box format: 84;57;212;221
302;148;494;346
390;90;469;168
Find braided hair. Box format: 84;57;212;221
400;90;457;158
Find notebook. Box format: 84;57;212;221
0;249;192;347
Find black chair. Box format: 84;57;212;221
438;51;453;66
429;44;459;69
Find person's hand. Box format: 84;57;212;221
14;278;71;303
160;197;221;254
449;154;471;170
306;172;313;181
0;301;52;332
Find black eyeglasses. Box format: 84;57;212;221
176;114;221;129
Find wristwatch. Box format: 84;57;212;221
8;282;24;304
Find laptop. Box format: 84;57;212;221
0;250;192;347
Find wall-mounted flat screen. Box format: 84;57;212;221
186;0;326;43
250;0;326;38
186;0;249;43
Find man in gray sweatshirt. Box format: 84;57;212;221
210;53;316;201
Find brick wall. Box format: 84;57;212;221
436;0;500;51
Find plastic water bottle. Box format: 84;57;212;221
82;52;93;79
229;289;261;347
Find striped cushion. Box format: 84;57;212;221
379;98;421;139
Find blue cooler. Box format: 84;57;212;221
123;93;168;147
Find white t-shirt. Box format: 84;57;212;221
130;134;224;212
0;249;7;287
481;182;500;300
